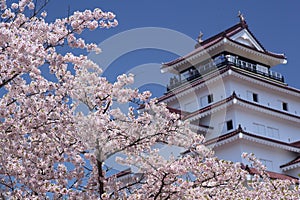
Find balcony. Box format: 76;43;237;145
167;54;284;91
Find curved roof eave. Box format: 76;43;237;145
161;38;286;73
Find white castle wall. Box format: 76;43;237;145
214;140;298;174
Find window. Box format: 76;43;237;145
282;102;288;111
225;55;235;63
241;61;247;68
226;120;233;131
270;71;283;80
181;68;197;80
253;123;266;136
259;159;273;170
237;60;242;66
207;94;214;104
214;54;225;66
203;63;210;71
256;64;269;74
267;127;279;139
246;63;254;71
253;123;279;139
219;119;234;133
247;91;258;102
200;94;214;107
181;70;190;80
252;93;258;102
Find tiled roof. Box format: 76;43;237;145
183;125;300;154
166;106;190;119
159;65;300;105
163;23;244;67
205;127;300;152
115;168;131;178
280;156;300;168
182;91;300;122
241;164;299;182
264;170;298;181
183;127;300;180
204;127;241;146
158;66;230;102
182;93;235;121
195;22;246;49
235;93;300;120
229;66;300;94
290;141;300;148
206;129;300;179
166;107;212;130
226;37;285;59
162;21;285;67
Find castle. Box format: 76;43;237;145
158;15;300;180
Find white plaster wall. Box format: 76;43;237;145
213;140;244;163
214;140;298;174
200;108;237;140
232;106;300;143
239;140;298;173
165;75;300;143
227;77;300;116
165;78;231;113
165;70;300;119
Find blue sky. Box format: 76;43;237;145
45;0;300;97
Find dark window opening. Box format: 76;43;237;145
282;102;288;111
208;94;214;104
226;120;233;131
253;93;258;102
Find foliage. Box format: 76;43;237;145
0;1;298;199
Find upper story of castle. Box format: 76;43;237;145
158;14;300;139
161;13;287;92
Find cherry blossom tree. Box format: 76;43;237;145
0;0;299;199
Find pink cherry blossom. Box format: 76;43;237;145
0;1;298;199
41;11;47;18
27;2;34;9
11;3;18;9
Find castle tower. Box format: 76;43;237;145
159;16;300;179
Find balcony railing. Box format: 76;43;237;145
167;55;284;91
228;55;284;82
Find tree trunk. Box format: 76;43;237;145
97;159;104;197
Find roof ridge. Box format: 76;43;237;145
162;21;285;68
195;22;244;49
